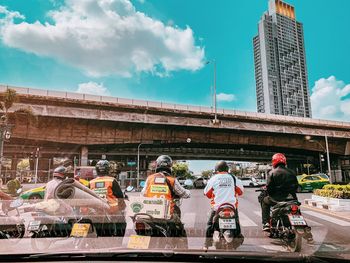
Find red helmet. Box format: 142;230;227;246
272;153;287;168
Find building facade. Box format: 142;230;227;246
253;0;312;117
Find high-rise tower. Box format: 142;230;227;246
253;0;312;117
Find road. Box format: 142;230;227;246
0;188;349;259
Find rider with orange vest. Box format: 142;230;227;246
90;160;125;213
142;155;191;219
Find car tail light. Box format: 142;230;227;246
291;204;299;214
219;208;235;218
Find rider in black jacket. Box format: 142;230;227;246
261;153;298;231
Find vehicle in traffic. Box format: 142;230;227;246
240;177;259;187
0;190;25;241
297;174;330;192
256;188;313;252
211;203;244;249
193;177;207;188
20;178;90;200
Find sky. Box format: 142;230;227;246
0;0;349;173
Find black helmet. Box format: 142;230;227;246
155;155;173;174
215;161;229;173
53;166;66;178
95;160;110;175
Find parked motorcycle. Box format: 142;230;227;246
211;203;244;250
256;188;313;252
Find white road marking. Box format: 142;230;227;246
239;211;258;227
253;211;261;217
304;217;322;226
303;211;350;226
182;212;197;228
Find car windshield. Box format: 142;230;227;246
0;0;349;262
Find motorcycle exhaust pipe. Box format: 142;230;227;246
213;231;220;243
223;230;233;243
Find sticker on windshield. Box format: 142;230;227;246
128;235;151;249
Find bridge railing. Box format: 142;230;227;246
1;84;350;129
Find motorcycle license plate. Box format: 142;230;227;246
127;235;151;249
70;223;91;238
288;215;307;226
28;220;41;231
219;218;236;229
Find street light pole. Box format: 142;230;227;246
213;60;217;123
305;135;332;182
206;60;219;124
137;143;144;189
325;134;332;183
34;147;39;184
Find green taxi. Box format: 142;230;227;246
20;179;90;200
297;174;330;192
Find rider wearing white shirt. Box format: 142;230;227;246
203;161;244;248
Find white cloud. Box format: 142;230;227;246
216;93;236;102
0;1;204;77
76;81;110;96
310;76;350;121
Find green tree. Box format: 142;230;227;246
0;88;36;178
201;169;213;178
17;159;30;171
0;88;36;123
172;162;192;179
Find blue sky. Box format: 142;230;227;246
0;0;349;173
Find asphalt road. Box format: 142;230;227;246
0;188;349;259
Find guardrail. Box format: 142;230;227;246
1;84;350;129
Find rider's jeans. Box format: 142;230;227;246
205;209;216;246
261;196;277;225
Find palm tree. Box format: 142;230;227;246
0;88;36;180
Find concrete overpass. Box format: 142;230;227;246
1;85;350;181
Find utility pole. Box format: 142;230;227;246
34;147;39;184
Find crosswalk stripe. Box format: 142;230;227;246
239;211;258;227
182;212;197;228
253;211;261;217
304;217;322;226
303;210;350;226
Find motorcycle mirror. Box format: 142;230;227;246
126;186;134;192
10;198;24;208
16;188;23;195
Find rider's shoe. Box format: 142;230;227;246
262;223;270;231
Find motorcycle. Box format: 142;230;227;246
256;188;313;252
0;192;25;242
127;186;188;249
211;203;244;250
24;179;127;251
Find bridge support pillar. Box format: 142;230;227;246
345;141;350;156
81;146;88;166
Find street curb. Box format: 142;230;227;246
301;204;350;221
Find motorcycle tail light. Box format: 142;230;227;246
135;222;146;230
291;204;299;214
219;208;235;218
80;207;89;215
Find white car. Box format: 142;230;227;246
240;177;259;187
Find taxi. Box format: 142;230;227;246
297;173;330;192
20;178;90;200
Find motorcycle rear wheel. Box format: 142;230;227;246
286;231;302;252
